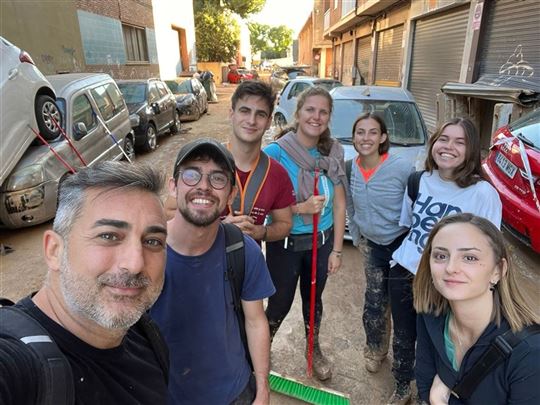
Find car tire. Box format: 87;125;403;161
170;110;181;134
142;123;157;152
274;113;287;128
123;136;136;162
193;106;201;121
35;95;62;141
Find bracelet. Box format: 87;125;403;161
261;225;268;241
331;249;342;257
292;204;299;215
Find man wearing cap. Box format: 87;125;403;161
150;138;275;405
222;80;295;243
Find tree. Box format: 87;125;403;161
248;22;293;59
194;0;265;18
195;6;240;62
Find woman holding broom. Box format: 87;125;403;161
263;86;347;381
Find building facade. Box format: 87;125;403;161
313;0;539;144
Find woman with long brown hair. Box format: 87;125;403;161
263;86;346;380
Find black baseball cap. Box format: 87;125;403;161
173;138;236;185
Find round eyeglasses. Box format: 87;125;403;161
178;168;230;190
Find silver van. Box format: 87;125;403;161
0;73;135;228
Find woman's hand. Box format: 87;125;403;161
328;250;342;274
429;374;451;405
301;195;326;215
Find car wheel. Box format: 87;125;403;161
142;123;157;152
274;113;287;128
35;95;62;141
170;110;181;134
123;136;136;162
193;106;201;121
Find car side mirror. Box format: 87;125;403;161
73;122;88;140
151;102;160;114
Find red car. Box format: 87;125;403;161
482;109;540;252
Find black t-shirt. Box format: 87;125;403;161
0;298;167;404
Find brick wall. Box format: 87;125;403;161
76;0;154;28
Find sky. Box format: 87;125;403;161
249;0;314;37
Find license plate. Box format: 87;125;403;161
495;152;517;179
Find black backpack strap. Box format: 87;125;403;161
137;313;170;383
222;223;253;371
345;159;352;183
451;324;540;400
0;304;74;405
231;152;270;215
407;170;425;203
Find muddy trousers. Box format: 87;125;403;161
362;235;405;356
388;263;417;385
265;236;332;337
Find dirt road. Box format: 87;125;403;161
1;83;538;404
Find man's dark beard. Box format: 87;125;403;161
179;205;221;227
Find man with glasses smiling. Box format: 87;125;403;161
150;138;275;405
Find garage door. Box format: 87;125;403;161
374;24;403;86
341;40;354;85
355;35;371;85
408;5;469;133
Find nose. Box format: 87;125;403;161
197;174;212;190
118;237;145;274
444;256;460;274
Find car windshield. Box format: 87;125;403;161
165;80;191;94
509;109;540;149
330;100;426;146
117;83;146;103
314;81;343;91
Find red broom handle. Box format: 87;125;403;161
49;114;88;166
307;167;320;377
29;126;76;174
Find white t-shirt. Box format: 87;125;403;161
391;171;502;274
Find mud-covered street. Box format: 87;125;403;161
1;83;538;404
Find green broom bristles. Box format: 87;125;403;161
269;371;350;405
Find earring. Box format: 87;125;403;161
489;281;497;291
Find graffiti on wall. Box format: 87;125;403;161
487;45;535;87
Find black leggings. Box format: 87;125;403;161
265;234;333;331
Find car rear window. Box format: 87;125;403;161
331;100;426;146
509;109;540;149
118;83;146;104
314;81;343;91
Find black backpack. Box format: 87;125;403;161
222;222;254;371
407;170;425;203
0;297;169;404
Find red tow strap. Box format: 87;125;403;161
307;167;320;377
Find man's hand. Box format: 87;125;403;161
252;385;270;405
222;212;262;240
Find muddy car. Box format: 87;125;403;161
0;73;134;229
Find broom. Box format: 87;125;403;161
269;167;350;404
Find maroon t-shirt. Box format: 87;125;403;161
223;156;296;225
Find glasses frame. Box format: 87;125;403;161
177;168;230;190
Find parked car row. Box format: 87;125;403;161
0;36;209;229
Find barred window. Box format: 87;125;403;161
122;24;149;62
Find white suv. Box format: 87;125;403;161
0;36;62;186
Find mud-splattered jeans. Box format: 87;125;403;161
388;263;416;385
265;232;333;332
362;235;405;358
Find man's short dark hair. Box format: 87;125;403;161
53;161;164;238
231;80;275;115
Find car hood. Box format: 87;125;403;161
1;127;38;186
175;94;196;105
127;102;146;115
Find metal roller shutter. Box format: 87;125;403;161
374;24;404;86
477;0;540;91
408;6;469;133
342;40;354;85
334;43;342;80
355;35;371;85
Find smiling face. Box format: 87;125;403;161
170;157;234;227
295;95;331;145
429;222;503;305
353;117;388;158
431;124;467;180
230;95;272;145
52;188;167;330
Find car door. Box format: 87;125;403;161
147;82;165;131
280;82;310;122
191;79;205;113
69;90;106;167
156;81;174;131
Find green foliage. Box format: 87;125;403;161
247;22;293;59
194;0;265;18
195;6;240;62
